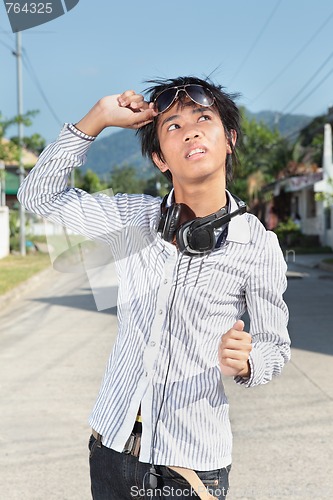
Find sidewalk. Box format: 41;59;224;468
285;252;333;278
288;252;333;270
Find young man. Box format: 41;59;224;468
18;76;290;499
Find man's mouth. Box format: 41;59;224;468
186;148;206;158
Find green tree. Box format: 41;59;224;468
229;109;291;201
144;171;171;197
108;165;145;194
315;177;333;205
291;115;326;167
76;169;107;193
10;133;46;156
0;110;39;162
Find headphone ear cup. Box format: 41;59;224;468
188;225;216;253
162;204;183;243
177;222;216;254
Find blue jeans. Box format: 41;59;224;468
89;435;231;499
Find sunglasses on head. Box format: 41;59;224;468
153;84;215;114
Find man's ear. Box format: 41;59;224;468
227;129;237;154
152;152;169;172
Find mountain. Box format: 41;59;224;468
245;109;313;138
83;110;313;179
84;128;153;180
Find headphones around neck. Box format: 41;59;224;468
158;193;247;255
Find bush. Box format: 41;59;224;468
274;218;327;252
274;218;302;247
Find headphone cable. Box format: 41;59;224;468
144;251;185;493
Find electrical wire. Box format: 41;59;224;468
0;24;15;52
0;38;14;52
0;23;15;44
281;49;333;114
0;28;62;128
228;0;282;85
249;10;333;105
286;65;333;115
21;48;63;126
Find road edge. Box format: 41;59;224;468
0;266;54;312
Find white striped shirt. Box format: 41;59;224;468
17;124;290;470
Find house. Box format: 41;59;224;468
1;138;38;208
259;122;333;250
0;141;38;258
314;123;333;249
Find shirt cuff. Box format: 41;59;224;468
234;350;260;387
67;123;96;141
54;123;96;159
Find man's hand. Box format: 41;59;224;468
75;91;157;137
218;320;252;378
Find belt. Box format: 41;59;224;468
92;414;142;457
91;415;216;500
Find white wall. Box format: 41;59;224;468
292;190;322;236
0;206;9;259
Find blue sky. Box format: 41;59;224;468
1;0;333;144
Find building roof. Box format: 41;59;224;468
1;137;38;167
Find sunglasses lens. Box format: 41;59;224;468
186;85;214;107
154;85;215;114
155;88;178;113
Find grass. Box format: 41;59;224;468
323;258;333;264
0;252;51;296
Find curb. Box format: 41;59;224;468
318;261;333;273
286;271;309;279
0;266;53;312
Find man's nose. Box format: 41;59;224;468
184;130;202;142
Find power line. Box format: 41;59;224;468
1;26;62;128
0;38;14;52
21;48;63;127
287;65;333;115
0;24;15;44
0;24;15;52
249;10;333;105
228;0;282;85
281;49;333;114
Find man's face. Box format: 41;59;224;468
152;100;233;188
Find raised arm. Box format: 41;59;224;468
17;92;157;242
75;91;157;136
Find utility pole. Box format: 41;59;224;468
16;32;26;256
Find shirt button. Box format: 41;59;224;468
164;279;168;284
158;309;163;315
150;341;156;347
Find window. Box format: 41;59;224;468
306;187;316;218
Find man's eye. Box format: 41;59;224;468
198;115;210;122
167;123;180;131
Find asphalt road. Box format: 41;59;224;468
0;259;332;499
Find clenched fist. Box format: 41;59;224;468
218;320;252;378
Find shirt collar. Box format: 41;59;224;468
166;188;174;208
226;189;251;244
